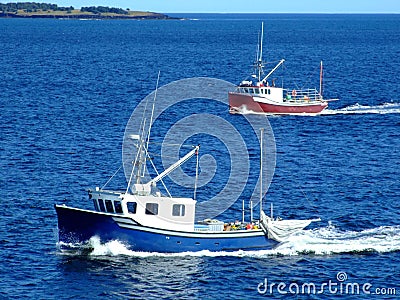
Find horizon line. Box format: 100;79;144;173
163;12;399;14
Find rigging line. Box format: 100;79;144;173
154;146;225;156
142;71;161;178
286;63;321;90
133;141;195;150
273;181;319;212
146;70;161;150
126;119;147;192
138;96;151;145
298;185;319;210
146;152;194;160
101;164;123;190
134;72;159;166
138;118;148;179
101;155;136;190
144;145;172;198
300;64;321;90
146;141;195;148
264;59;284;65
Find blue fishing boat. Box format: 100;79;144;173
55;87;318;253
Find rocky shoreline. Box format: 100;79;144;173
0;11;177;20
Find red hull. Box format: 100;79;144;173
229;92;328;114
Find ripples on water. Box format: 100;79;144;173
53;223;400;299
0;14;399;299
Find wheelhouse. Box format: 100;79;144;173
89;187;196;232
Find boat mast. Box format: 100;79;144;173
126;72;160;192
319;61;323;99
143;71;161;178
135;118;148;184
242;200;245;224
145;71;160;156
250;200;253;222
259;128;264;218
193;146;199;200
258;22;264;82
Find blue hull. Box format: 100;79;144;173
55;205;279;253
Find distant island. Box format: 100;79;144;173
0;2;175;19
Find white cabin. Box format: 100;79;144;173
89;187;196;232
237;86;284;103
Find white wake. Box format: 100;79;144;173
322;102;400;115
234;102;400;116
60;223;400;258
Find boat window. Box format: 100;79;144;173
268;89;271;95
127;202;137;214
172;204;185;217
114;201;123;214
105;200;114;213
254;88;259;94
244;88;249;93
93;199;99;211
98;199;106;212
145;203;159;215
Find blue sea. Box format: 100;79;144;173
1;13;400;299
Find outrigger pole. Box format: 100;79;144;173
146;146;199;188
261;59;285;83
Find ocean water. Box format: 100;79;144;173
1;13;399;299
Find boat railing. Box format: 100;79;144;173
283;88;323;102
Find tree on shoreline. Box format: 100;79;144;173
0;2;132;15
0;2;74;13
81;6;129;15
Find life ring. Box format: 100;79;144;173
291;89;297;97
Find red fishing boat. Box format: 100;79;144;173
229;23;336;115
